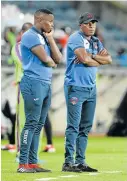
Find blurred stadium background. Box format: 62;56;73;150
1;0;127;140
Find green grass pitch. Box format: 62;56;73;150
1;136;127;181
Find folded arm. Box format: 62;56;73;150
74;48;101;67
93;49;112;65
22;33;57;68
31;45;57;68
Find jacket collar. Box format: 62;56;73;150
79;30;98;42
31;26;42;35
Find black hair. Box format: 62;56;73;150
34;9;53;16
21;22;33;31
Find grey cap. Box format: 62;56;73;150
79;12;98;24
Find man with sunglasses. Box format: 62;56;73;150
62;12;112;172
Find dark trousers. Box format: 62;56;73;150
44;115;52;145
19;76;51;164
64;85;96;164
2;101;16;144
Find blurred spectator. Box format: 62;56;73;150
54;26;73;65
4;26;17;48
16;30;22;42
94;26;104;44
107;90;127;136
61;26;72;36
117;48;127;67
3;26;17;65
1;101;16;152
54;29;69;52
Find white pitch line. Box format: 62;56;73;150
36;178;57;181
101;171;123;174
59;175;78;178
89;173;99;176
35;170;123;181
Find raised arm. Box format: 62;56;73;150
22;33;56;68
44;31;62;64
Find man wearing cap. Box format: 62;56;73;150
62;12;112;172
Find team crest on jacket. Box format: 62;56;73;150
70;97;78;105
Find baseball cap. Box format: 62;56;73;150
79;12;98;24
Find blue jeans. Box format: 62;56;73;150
64;85;96;164
19;76;51;164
